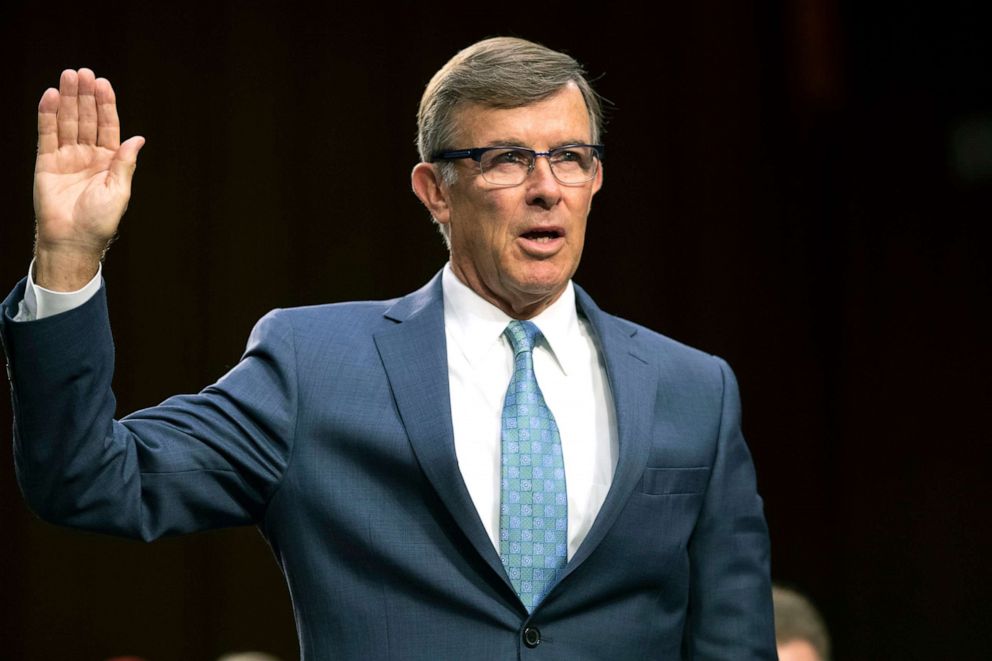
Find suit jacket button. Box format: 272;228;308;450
522;625;541;648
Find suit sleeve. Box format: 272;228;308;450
1;278;297;540
683;356;777;659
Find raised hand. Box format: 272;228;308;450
33;68;145;290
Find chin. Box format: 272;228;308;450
507;272;570;299
515;253;573;276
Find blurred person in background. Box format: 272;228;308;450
216;653;282;661
774;584;831;661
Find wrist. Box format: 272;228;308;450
33;244;104;291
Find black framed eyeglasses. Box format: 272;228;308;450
430;144;604;186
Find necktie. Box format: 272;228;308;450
499;320;568;612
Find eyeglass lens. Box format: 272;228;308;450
479;147;599;185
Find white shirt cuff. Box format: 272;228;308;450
14;258;103;322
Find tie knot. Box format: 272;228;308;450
504;320;542;355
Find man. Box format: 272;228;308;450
774;585;831;661
1;38;775;658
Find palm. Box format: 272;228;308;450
35;145;122;247
33;69;144;258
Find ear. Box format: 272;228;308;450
591;161;603;196
411;162;452;226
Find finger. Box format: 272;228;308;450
37;88;60;155
57;69;79;146
108;135;145;188
77;68;98;145
95;77;120;150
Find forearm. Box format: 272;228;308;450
2;280;141;534
1;283;296;539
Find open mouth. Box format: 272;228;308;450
520;229;563;243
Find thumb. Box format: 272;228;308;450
109;135;146;185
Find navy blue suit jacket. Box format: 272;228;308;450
1;271;775;659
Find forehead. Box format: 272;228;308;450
450;83;593;148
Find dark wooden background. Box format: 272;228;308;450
1;2;989;659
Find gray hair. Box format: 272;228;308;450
416;37;604;245
773;585;832;661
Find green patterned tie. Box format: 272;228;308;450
499;320;568;612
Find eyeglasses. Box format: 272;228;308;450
430;144;605;186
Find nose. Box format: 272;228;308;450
525;154;562;209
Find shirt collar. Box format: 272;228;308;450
441;263;580;375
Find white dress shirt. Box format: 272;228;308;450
442;264;618;560
14;259;103;322
16;261;620;560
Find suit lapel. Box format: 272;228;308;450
558;285;659;581
373;275;659;604
373;273;512;588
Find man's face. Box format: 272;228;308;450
437;83;602;318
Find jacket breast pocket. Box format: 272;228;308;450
639;466;710;495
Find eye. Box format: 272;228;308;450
551;147;593;169
488;149;531;166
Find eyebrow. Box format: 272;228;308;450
481;138;593;149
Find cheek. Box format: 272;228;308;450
452;214;507;269
449;189;524;254
471;208;517;250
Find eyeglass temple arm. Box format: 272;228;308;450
429;149;476;163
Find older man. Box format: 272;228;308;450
1;38;775;659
